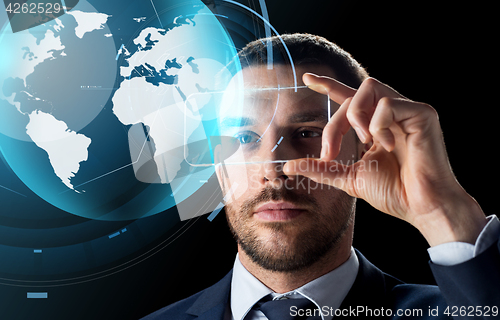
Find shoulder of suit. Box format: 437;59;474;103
389;283;447;309
374;266;448;312
139;290;204;320
139;270;233;320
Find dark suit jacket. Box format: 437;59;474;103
142;242;500;319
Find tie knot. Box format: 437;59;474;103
257;296;321;320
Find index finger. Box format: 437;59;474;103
303;73;357;105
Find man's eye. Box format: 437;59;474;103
297;130;321;138
235;132;259;144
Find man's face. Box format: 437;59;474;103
216;64;359;272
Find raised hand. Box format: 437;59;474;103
284;73;486;247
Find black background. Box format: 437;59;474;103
0;0;497;319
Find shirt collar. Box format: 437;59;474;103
230;253;273;320
230;247;359;320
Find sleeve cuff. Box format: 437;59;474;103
428;215;500;266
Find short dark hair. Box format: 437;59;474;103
237;33;368;88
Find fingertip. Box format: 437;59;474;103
382;140;395;153
283;158;317;175
320;140;329;160
302;73;329;94
375;133;395;152
307;84;329;95
303;72;320;81
354;126;369;144
283;160;297;175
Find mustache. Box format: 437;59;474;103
240;186;319;215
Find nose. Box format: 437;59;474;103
257;135;290;186
262;160;289;186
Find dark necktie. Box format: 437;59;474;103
257;296;322;320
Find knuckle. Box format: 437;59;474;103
417;102;439;122
368;122;384;136
345;107;356;120
345;103;369;121
368;124;377;136
345;108;358;124
409;103;440;133
361;77;380;89
423;103;438;118
378;96;396;109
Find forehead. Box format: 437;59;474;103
240;65;299;88
219;65;333;125
237;64;336;88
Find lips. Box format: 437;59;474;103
253;202;306;221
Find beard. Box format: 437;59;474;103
225;184;355;273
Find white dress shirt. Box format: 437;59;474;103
427;215;500;265
227;215;500;320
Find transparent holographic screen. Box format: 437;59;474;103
128;85;337;223
182;86;335;167
0;0;245;287
0;0;333;292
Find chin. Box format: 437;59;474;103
256;220;310;240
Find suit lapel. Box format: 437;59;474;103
339;249;402;313
183;250;401;319
186;270;233;320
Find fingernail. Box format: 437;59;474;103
303;73;328;94
304;72;319;78
306;84;328;95
355;127;367;143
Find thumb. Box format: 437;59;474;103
283;158;357;194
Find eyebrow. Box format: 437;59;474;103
219;112;328;130
288;111;329;124
219;117;255;129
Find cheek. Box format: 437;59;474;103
219;164;258;204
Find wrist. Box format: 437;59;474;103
412;191;487;247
